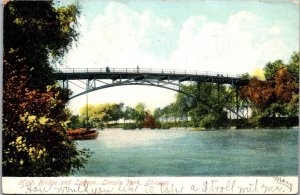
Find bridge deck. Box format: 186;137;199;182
54;68;249;85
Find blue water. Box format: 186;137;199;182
73;128;298;176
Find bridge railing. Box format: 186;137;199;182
55;68;242;78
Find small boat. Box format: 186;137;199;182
67;128;99;140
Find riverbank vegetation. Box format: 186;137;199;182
70;102;160;129
240;52;299;128
69;52;298;130
3;1;91;176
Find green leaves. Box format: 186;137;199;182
3;1;90;176
287;52;299;82
158;83;232;128
4;1;80;88
79;103;124;127
264;60;284;81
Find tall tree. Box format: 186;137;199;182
241;53;299;118
133;103;147;124
286;52;299;82
3;1;90;176
123;106;136;122
160;83;231;128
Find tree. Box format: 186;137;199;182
4;1;79;88
79;104;95;127
143;112;159;129
264;60;284;81
79;103;124;127
3;1;90;176
274;67;298;104
241;53;299;119
160;103;179;122
240;77;274;109
286;52;299;82
108;103;124;123
153;108;163;120
68;115;82;129
123;106;136;122
189;83;231;128
133;103;147;124
159;83;231;128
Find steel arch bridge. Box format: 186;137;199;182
53;67;249;118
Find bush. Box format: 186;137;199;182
123;123;139;130
199;111;229;129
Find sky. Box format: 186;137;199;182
59;0;299;114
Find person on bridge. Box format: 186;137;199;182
137;66;140;73
106;66;110;73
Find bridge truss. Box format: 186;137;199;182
54;68;249;119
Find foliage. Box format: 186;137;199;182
4;1;79;88
159;103;178;121
3;1;91;176
123;106;136;121
286;52;299;82
263;60;284;81
240;77;274;109
158;83;232;128
187;83;231;128
78;102;161;129
133;102;147;124
241;52;299;120
241;73;251;80
123;123;142;130
143;112;159;129
79;103;124;127
68;115;81;129
153;108;163;120
199;111;229;129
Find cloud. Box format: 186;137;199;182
64;2;173;69
169;10;294;74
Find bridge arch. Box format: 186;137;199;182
69;80;196;100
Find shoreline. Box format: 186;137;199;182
85;126;299;131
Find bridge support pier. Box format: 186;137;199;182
85;80;90;128
62;79;69;91
196;82;201;104
235;85;239;120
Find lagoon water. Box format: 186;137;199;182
74;128;298;176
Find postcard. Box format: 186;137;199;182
2;0;299;194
